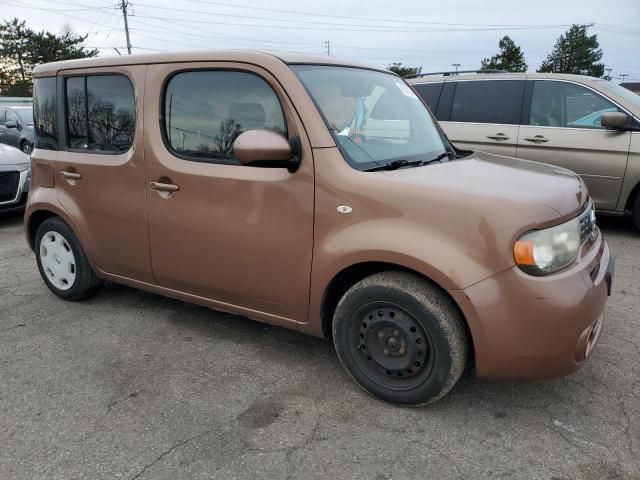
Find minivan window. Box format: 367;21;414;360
33;77;58;150
292;65;449;171
412;82;444;113
163;71;287;164
65;74;135;152
450;80;524;125
529;81;622;129
14;107;33;126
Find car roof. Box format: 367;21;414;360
33;50;388;77
406;72;606;84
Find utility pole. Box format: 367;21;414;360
324;40;331;56
119;0;132;55
620;73;628;84
605;67;612;81
452;63;460;74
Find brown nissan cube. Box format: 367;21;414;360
25;52;613;405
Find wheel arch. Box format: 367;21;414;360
319;261;475;363
624;180;640;212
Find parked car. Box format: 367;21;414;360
407;72;640;230
0;143;30;213
0;105;35;155
25;52;612;405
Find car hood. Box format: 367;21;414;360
0;143;30;169
383;151;587;226
376;151;589;285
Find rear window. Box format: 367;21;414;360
450;80;524;125
64;74;135;153
412;83;444;113
33;77;58;150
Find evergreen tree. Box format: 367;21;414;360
538;24;604;77
481;36;527;72
388;63;422;77
0;18;98;95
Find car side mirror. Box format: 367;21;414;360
233;129;299;170
601;112;630;130
5;120;17;129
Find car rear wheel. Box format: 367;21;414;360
332;271;469;405
35;217;103;300
20;141;33;155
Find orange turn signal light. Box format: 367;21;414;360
513;240;535;266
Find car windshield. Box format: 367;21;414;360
14;107;34;126
291;65;449;171
601;81;640;111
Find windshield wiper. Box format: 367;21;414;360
421;150;454;165
364;151;454;172
363;159;423;172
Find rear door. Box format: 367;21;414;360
516;80;631;210
438;79;525;157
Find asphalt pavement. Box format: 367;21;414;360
1;211;638;479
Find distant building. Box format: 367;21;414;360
0;97;33;106
621;83;640;95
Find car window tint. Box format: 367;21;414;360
87;75;135;152
0;110;5;124
529;81;621;129
33;77;58;150
412;83;444;113
66;77;87;149
163;71;287;164
450;80;524;124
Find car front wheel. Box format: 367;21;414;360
332;271;469;405
20;141;33;155
633;193;640;231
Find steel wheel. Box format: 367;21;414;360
39;231;77;291
351;301;435;390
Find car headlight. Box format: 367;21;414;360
513;217;581;275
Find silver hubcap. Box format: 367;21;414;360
40;231;76;290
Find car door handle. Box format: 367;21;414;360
523;135;549;143
486;133;509;141
60;171;82;180
149;181;179;193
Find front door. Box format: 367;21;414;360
144;63;314;325
517;80;631;210
2;110;21;147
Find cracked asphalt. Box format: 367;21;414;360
1;211;639;480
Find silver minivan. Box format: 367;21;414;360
407;72;640;229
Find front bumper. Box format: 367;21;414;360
451;229;612;379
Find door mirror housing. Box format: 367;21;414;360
4;120;17;129
601;112;630;129
233;129;298;169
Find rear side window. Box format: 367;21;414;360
64;74;135;153
412;83;444;114
450;80;524;124
163;70;287;164
33;77;58;150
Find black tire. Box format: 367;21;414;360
20;140;33;155
35;217;103;300
633;193;640;231
332;271;468;406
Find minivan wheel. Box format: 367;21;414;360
20;141;33;155
332;271;468;406
35;217;103;300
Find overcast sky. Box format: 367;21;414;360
3;0;639;82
